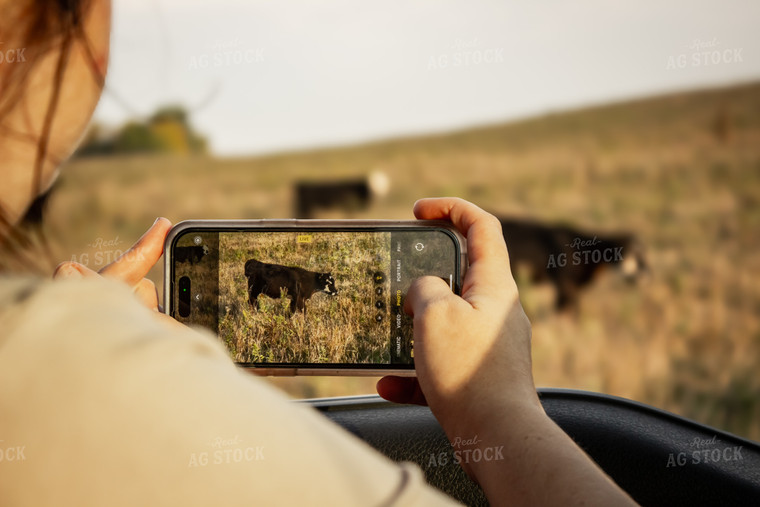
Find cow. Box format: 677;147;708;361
244;258;338;315
498;217;647;311
293;170;390;218
174;245;209;263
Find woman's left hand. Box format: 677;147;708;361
53;218;172;313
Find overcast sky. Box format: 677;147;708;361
93;0;760;156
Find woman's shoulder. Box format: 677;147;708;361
0;275;45;310
0;274;127;311
0;273;231;374
0;275;131;343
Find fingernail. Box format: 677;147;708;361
153;217;161;226
56;263;82;279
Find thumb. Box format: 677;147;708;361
404;275;457;318
376;376;428;406
99;217;171;286
53;261;98;280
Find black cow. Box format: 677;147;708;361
293;171;390;218
498;217;647;311
174;245;209;263
244;259;338;315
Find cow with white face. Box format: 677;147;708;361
293;170;391;218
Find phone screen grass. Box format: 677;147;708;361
219;231;392;365
172;228;458;368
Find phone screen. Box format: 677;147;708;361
169;227;460;370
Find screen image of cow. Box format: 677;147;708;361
244;259;338;314
218;231;392;364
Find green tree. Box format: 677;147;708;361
76;105;208;156
113;122;166;153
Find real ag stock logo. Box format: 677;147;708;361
428;435;505;468
69;236;142;268
0;42;26;65
666;38;744;70
666;435;743;468
546;236;623;269
427;38;504;70
0;440;27;463
188;435;265;468
188;37;265;70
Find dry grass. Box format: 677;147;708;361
22;80;760;440
217;232;392;364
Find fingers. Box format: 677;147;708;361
133;278;159;310
413;198;514;304
414;198;509;268
100;217;172;286
376;376;428;406
56;260;160;310
53;261;98;280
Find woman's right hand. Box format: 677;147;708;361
377;197;538;436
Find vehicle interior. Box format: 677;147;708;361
305;391;760;505
15;1;760;505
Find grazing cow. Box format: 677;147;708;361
293;170;390;218
174;245;209;263
498;217;647;311
244;259;338;315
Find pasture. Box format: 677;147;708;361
33;80;760;440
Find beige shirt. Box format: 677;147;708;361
0;276;461;506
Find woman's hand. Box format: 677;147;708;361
376;198;537;433
53;218;173;313
377;198;638;506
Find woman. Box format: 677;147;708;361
0;1;636;505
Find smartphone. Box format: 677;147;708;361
164;220;466;375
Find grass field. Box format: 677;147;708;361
217;231;392;364
24;80;760;440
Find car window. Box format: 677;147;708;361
39;0;760;442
